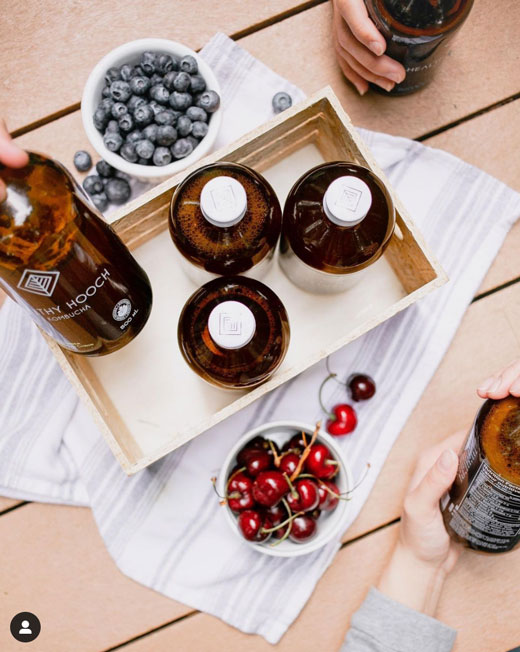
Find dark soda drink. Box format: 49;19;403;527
365;0;474;95
0;152;153;356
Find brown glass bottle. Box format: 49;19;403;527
169;162;282;285
441;397;520;553
178;276;290;389
365;0;474;95
279;162;395;294
0;152;152;356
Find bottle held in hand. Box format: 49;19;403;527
0;152;153;355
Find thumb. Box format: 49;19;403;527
406;449;458;521
0;120;29;168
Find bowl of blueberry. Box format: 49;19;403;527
215;421;354;557
81;38;222;181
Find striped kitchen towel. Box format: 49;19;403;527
1;33;520;644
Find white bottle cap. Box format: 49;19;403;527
323;176;372;226
200;176;248;227
208;300;256;350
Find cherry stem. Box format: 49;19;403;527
325;460;339;466
269;440;282;467
318;374;337;420
344;462;371;496
302;430;308;447
326;355;344;386
283;472;299;500
290;421;321;482
226;466;246;491
261;509;304;534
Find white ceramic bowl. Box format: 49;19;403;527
217;421;353;557
81;38;222;182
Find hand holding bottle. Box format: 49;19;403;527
0;119;28;202
477;360;520;400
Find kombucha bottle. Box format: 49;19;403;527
365;0;474;95
279;162;395;294
178;276;290;389
169;162;282;285
441;396;520;553
0;152;153;356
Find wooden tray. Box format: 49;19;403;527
45;87;447;474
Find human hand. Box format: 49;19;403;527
331;0;406;95
477;360;520;400
0;119;29;202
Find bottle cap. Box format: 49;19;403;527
323;175;372;226
208;300;256;350
200;176;248;227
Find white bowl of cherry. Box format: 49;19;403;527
216;421;354;557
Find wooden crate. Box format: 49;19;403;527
45;86;447;474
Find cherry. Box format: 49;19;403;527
272;524;288;540
243;449;272;477
252;470;289;507
326;403;357;436
236;436;269;464
308;508;321;521
227;471;254;512
289;515;317;543
318;480;340;511
287;479;319;512
305;443;339;479
348;373;376;402
237;509;271;542
260;503;287;527
279;452;300;476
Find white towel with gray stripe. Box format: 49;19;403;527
1;33;520;644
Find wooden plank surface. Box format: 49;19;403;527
1;0;308;132
0;497;22;513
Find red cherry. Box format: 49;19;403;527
227;471;254;512
326;403;357;436
236;436;269;464
305;444;339;479
272;524;288;540
282;433;308;453
279;452;300;476
287;479;320;512
348;373;376;402
243;449;272;477
318;480;340;511
237;509;271;542
289;515;317;543
260;503;287;527
252;470;289;507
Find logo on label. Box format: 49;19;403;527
336;186;362;212
219;313;242;336
112;299;132;322
17;269;60;297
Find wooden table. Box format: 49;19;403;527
1;1;520;650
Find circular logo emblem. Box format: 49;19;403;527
112;299;132;322
10;612;41;643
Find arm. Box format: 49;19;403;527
0;118;29;202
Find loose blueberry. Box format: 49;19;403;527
172;71;191;92
104;67;121;85
120;64;135;81
155;109;177;126
105;120;119;133
96;160;115;177
272;91;292;114
127;94;147;113
153;146;172;166
156;125;177;146
73;150;92;172
83;175;104;195
189;74;206;94
135;139;155;160
169;91;192;111
91;192;109;212
109;80;132;102
191;120;208;139
197;90;220;113
179;55;198;74
176;115;192;137
134;104;154;126
93;107;109;131
171;137;193;159
118;113;134;133
141;51;157;76
115;170;131;181
105;178;131;204
143;124;158;143
150;84;170;104
103;131;123;152
156;54;175;74
130;75;151;96
120;142;138;163
111;102;128;119
186;106;207;122
126;129;144;144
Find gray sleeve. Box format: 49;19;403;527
340;588;457;652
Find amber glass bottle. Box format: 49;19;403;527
442;397;520;553
0;152;152;356
178;276;290;389
169;162;282;285
365;0;474;95
279;162;395;294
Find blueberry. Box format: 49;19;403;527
120;64;135;81
96;160;115;177
143;124;158;143
126;129;144;144
111;102;128;119
197;90;220;113
156;125;177;146
103;131;123;152
104;67;121;85
127;94;147;113
110;80;132;102
93;107;110;131
133;65;145;77
83;175;104;195
189;74;206;94
172;71;191;92
99;97;115;113
150;73;163;86
91;192;109;212
115;170;131;182
155;109;177;126
156;54;175;74
102;86;111;98
186;106;207;122
138;158;150;166
105;120;119;133
272;91;292;114
176;115;192;137
150;84;169;104
163;71;177;92
120;142;138;163
171;138;193;159
134;104;154;126
118;113;134;133
135;139;155;160
105;178;131;204
153;146;172;166
186;135;199;150
179;55;198;74
130;75;151;96
73;150;92;172
169;91;192;111
191;121;208;139
148;101;164;118
141;51;157;76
